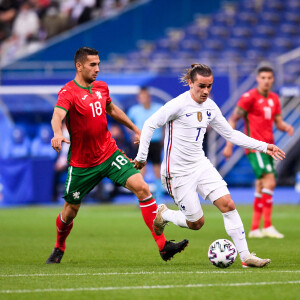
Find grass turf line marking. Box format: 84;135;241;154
1;270;300;278
1;280;300;294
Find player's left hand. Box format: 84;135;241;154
266;144;285;161
286;124;294;136
133;159;146;170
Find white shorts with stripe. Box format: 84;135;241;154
161;159;229;222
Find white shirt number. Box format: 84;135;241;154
263;107;272;120
111;155;128;169
89;101;102;117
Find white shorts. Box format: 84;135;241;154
162;161;229;222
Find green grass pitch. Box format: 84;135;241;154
0;204;299;299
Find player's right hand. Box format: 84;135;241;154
222;145;233;159
133;159;146;170
51;136;70;153
266;144;285;161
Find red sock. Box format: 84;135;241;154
262;189;273;228
139;195;167;251
251;194;263;230
55;213;73;252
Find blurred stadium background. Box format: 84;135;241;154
0;0;300;206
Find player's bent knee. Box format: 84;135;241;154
269;180;276;190
63;203;80;223
214;196;236;213
136;181;151;199
187;216;204;230
226;199;236;211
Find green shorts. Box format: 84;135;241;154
64;149;140;204
247;152;276;179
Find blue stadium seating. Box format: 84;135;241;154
101;0;300;83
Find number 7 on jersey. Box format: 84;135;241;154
196;128;201;141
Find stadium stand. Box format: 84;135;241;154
100;0;300;84
0;0;138;65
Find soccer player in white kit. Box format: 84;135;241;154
134;64;286;268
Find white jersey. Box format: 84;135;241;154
136;91;268;177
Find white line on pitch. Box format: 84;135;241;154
1;270;300;278
1;280;300;294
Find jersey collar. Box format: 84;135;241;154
73;79;93;94
256;88;269;99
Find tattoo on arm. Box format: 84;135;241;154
235;107;246;118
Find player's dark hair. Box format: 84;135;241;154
74;47;98;65
140;86;149;92
257;66;274;74
180;63;213;86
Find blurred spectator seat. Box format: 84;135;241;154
273;37;294;52
31;124;57;159
279;23;299;36
209;25;230;39
254;24;276;38
264;0;285;12
250;37;272;51
231;26;252;38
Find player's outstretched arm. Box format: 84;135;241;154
51;107;70;153
266;144;285;161
106;102;141;143
274;115;294;136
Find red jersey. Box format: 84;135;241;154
55;80;117;168
237;88;281;154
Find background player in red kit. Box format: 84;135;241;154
223;66;294;239
46;47;188;264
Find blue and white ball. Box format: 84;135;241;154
208;239;237;268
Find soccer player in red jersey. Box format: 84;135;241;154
223;66;294;239
46;47;188;264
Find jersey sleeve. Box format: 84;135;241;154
106;85;112;105
135;99;182;162
237;92;253;112
210;105;268;153
55;88;73;112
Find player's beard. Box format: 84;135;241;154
82;71;97;84
85;75;96;84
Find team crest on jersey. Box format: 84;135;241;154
268;99;274;107
197;112;202;122
207;111;211;119
96;91;102;99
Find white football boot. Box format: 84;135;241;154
153;204;168;236
262;226;284;239
241;253;271;268
248;229;264;238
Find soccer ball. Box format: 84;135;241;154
208;239;237;268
